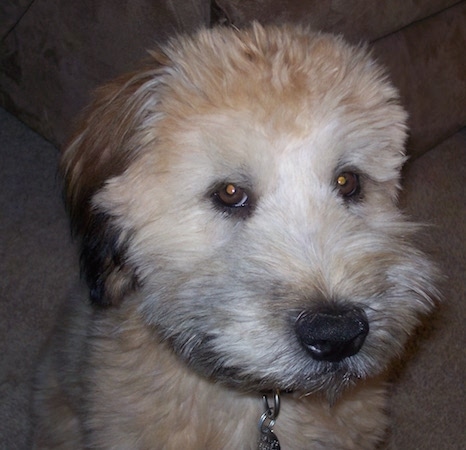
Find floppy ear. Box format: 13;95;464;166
61;65;165;306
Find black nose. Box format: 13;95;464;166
295;306;369;362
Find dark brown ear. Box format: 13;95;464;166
61;66;165;306
79;211;138;307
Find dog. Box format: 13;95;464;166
33;23;439;449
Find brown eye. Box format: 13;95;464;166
336;172;360;198
215;183;249;208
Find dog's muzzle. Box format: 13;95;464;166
295;305;369;362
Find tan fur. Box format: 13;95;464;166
33;24;439;449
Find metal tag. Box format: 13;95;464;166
258;427;281;450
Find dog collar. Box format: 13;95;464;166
258;390;281;449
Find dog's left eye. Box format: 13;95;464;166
336;172;360;198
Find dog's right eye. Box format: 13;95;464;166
212;183;253;217
217;184;248;206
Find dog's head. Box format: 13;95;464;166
62;24;439;394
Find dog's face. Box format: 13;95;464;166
63;24;438;394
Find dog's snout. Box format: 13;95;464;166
295;306;369;362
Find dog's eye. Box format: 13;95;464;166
212;183;252;217
336;172;360;198
215;183;249;207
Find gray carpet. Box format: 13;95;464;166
0;106;465;449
